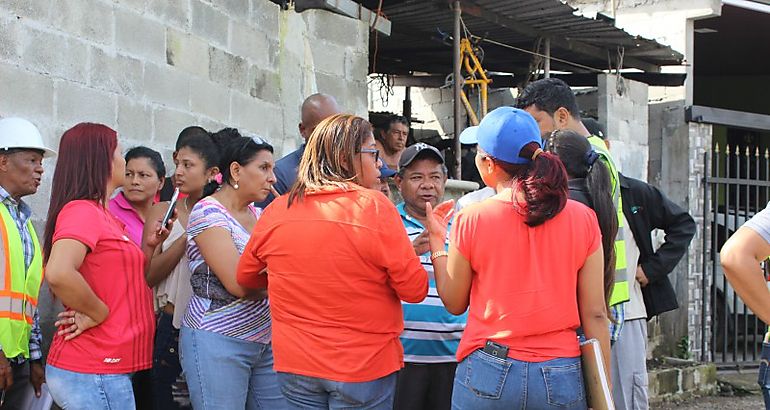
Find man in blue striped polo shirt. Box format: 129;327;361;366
393;143;467;410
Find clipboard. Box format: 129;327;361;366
580;338;615;410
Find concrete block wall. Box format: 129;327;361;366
598;74;650;180
0;0;370;354
0;0;370;226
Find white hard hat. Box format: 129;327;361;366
0;117;56;158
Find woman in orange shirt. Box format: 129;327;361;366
426;107;611;409
237;114;435;409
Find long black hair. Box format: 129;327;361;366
546;129;618;315
205;128;274;197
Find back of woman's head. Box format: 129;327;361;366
472;107;568;226
492;142;569;227
44;122;118;260
547;129;618;309
125;146;165;179
288;114;373;206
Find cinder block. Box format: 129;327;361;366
346;80;368;117
248;65;280;105
344;50;368;82
304;9;359;49
211;0;249;19
116;8;166;62
230;22;276;67
21;26;88;83
209;47;248;91
0;63;55;122
114;0;147;12
166;28;209;78
144;62;191;109
0;0;52;22
90;47;143;97
191;0;229;48
148;0;190;29
229;91;282;141
314;72;347;108
249;0;280;34
190;78;230;121
0;17;21;61
277;12;306;61
117;97;152;142
153;106;197;146
51;0;114;46
310;41;345;77
56;81;116;127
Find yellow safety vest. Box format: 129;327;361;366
0;202;43;359
587;136;629;306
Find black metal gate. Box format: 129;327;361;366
703;144;770;367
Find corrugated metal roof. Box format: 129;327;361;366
364;0;683;76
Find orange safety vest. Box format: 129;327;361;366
0;202;43;359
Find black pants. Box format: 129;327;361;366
0;361;31;410
151;311;183;410
393;362;457;410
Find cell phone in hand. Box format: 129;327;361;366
159;187;180;233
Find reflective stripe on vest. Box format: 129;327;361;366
0;202;43;359
587;136;629;306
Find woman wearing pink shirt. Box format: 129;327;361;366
108;146;166;245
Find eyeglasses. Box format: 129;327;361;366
360;148;380;163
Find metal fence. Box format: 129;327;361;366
703;144;770;367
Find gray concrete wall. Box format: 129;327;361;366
598;74;649;180
647;101;696;357
0;0;370;354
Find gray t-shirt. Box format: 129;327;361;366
744;202;770;244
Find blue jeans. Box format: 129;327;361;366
758;342;770;410
277;371;397;409
179;326;287;409
451;350;587;410
46;364;135;410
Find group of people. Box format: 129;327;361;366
0;79;698;410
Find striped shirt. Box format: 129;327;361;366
397;203;466;363
184;197;271;343
0;186;42;363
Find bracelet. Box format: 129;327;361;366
430;250;448;262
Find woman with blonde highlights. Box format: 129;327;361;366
237;114;439;409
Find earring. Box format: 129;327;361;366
233;181;239;190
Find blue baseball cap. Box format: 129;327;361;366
467;107;542;165
379;163;397;179
459;126;478;145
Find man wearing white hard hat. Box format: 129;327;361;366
0;117;56;409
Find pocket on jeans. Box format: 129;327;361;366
461;350;512;399
542;361;585;407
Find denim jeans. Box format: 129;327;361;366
758;342;770;410
451;350;587;410
277;371;397;409
179;326;287;409
46;364;136;410
152;311;183;410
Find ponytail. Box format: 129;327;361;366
493;142;569;227
546;129;618;317
585;159;618;309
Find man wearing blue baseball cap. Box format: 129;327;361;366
377;163;397;199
